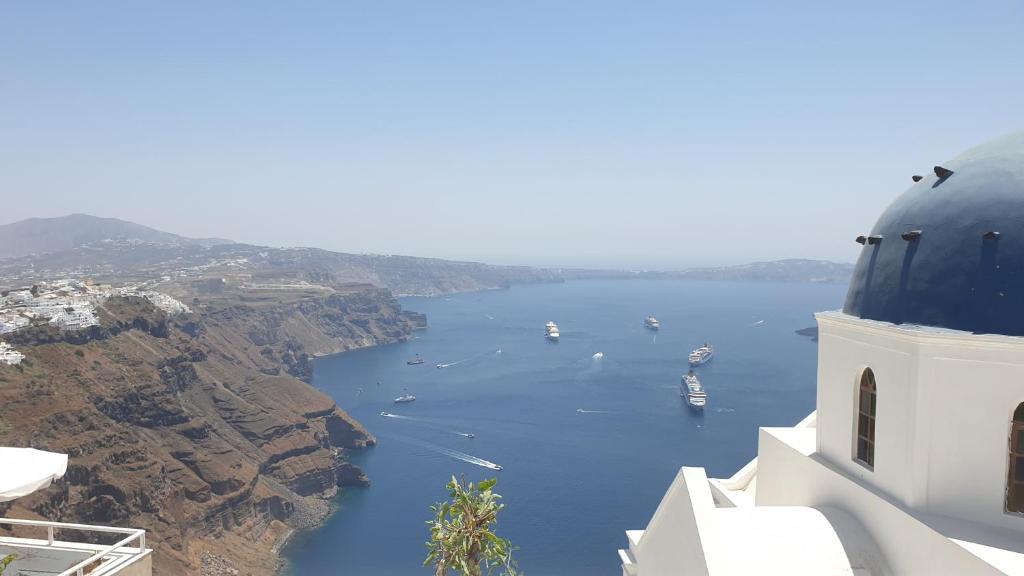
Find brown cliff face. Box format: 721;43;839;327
0;285;422;575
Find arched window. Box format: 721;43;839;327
1007;404;1024;513
855;368;876;468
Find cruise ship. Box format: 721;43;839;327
644;316;661;330
688;343;714;366
545;321;560;341
393;393;416;403
681;370;707;409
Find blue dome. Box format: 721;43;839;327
844;131;1024;336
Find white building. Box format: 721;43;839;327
0;342;24;365
620;132;1024;575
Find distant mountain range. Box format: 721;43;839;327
0;214;233;259
0;214;853;292
672;259;853;284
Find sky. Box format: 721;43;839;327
2;1;1023;269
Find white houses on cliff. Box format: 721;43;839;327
621;132;1024;575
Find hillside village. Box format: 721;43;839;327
0;278;190;364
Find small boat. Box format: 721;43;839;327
592;352;604;359
545;321;560;341
644;316;661;330
436;363;446;369
379;411;392;417
394;394;416;404
460;432;475;438
407;354;425;365
681;370;707;409
688;343;714;366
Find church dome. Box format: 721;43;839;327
843;131;1024;335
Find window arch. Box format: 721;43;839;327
1007;403;1024;513
855;368;876;468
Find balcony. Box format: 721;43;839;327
0;517;151;576
1;447;152;576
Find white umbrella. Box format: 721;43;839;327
0;447;68;502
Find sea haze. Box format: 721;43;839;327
283;279;845;575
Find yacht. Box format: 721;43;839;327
644;316;661;330
688;343;714;366
407;354;424;365
681;370;707;409
394;394;416;404
545;321;560;341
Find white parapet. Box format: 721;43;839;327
0;517;151;576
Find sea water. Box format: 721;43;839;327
283;279;844;575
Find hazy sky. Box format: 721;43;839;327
2;2;1023;269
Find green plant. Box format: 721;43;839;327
1;554;15;574
425;476;518;576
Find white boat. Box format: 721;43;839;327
394;394;416;404
688;343;714;366
644;316;661;330
545;321;560;341
681;370;707;409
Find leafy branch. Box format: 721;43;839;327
425;476;519;576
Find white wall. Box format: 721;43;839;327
635;467;715;576
816;311;1024;534
816;312;918;507
757;426;1003;576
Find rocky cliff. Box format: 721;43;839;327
0;284;423;575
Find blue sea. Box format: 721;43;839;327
282;279;844;575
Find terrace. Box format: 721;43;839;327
0;448;152;576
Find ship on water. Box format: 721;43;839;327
688;343;714;366
545;321;560;341
644;316;660;330
394;389;416;403
406;354;424;365
681;369;707;409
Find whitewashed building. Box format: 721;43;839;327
0;342;24;365
621;132;1024;575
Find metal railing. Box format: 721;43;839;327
0;517;147;576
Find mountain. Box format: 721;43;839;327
672;258;853;284
0;284;425;574
0;214;233;259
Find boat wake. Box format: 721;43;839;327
576;408;613;414
652;334;657;345
389;435;501;470
438;348;503;369
750;319;766;327
714;407;736;413
379;413;475;438
484;314;495;320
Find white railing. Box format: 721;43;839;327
0;517;146;576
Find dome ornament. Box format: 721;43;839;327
912;175;923;182
983;230;1001;240
901;230;922;241
867;235;883;245
933;165;954;180
855;235;867;245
